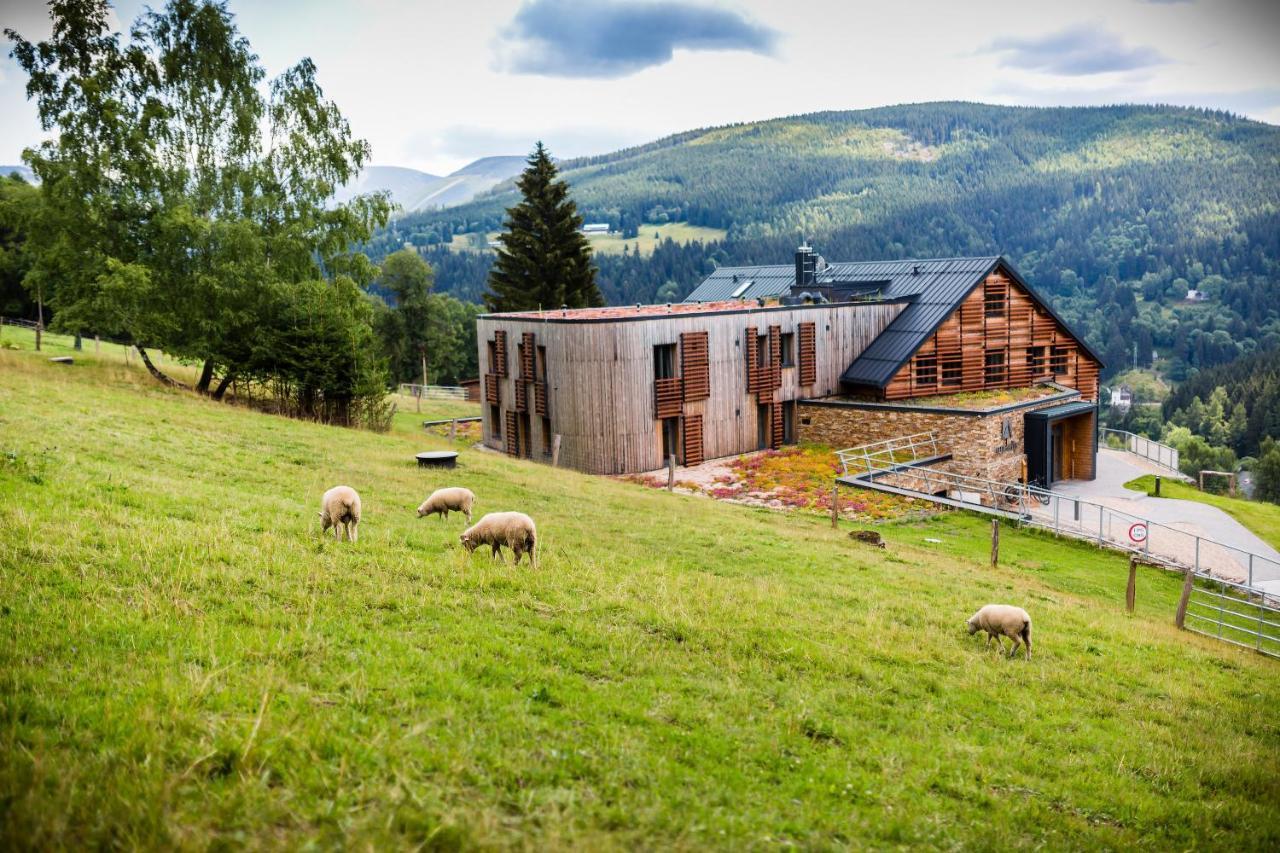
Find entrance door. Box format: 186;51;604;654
661;417;679;463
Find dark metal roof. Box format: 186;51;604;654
1024;400;1098;421
685;255;1103;387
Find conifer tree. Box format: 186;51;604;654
484;142;602;312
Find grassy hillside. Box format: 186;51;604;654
1;347;1278;848
584;223;728;257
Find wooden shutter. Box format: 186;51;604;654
533;381;548;416
484;373;499;404
682;414;704;466
493;330;508;377
680;331;710;402
520;332;535;380
504;411;518;456
770;403;783;450
798;322;816;386
768;326;783;391
514;380;528;413
655;377;683;419
745;326;760;394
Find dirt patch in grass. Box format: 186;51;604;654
624;444;934;521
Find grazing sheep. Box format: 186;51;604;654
460;511;537;566
966;604;1032;659
319;485;361;543
417;487;476;524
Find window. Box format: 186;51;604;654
780;332;795;367
654;343;677;379
661;417;679;461
984;282;1007;318
487;340;498;373
757;334;769;367
1026;346;1046;374
536;345;548;381
542;416;553;455
490;404;501;439
941;358;963;387
914;356;938;388
1050;346;1069;375
984;349;1007;385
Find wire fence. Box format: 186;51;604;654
1184;575;1280;659
1100;427;1181;474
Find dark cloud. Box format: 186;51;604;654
989;25;1169;76
494;0;779;79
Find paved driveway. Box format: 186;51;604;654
1051;449;1280;587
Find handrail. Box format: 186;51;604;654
1100;427;1181;474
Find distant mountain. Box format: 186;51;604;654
0;165;37;183
373;102;1280;382
334;157;525;216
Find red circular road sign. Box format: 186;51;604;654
1128;523;1149;543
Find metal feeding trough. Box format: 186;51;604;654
416;451;458;469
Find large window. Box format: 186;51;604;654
984;349;1007;385
780;332;795;367
1050;346;1069;376
941;358;963;387
654;343;677;379
984;281;1007;318
1026;346;1046;375
914;356;938;388
490;404;501;439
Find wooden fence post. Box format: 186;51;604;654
448;419;457;441
830;485;839;528
94;335;100;354
1126;556;1137;614
1175;567;1195;629
551;435;561;467
667;455;675;491
990;519;999;568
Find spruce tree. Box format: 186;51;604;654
484;142;602;312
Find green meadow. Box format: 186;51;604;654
1;346;1277;849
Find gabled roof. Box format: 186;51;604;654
685;255;1104;388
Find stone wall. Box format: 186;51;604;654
800;395;1080;482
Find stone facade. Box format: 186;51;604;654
798;392;1083;483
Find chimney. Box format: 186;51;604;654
795;243;815;289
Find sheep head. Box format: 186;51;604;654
459;532;478;553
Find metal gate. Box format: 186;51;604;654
1184;576;1280;659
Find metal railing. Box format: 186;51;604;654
836;432;943;478
1185;575;1280;659
397;383;469;401
1101;428;1181;474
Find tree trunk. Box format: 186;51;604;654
195;359;215;394
136;346;189;389
212;371;235;400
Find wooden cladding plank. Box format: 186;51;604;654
744;326;761;394
533;381;548;416
484;373;499;404
514;380;528;413
655;376;683;419
680;331;710;402
493;330;508;377
682;414;704;466
504;411;518;457
520;332;535;380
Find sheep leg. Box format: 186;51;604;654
1007;635;1021;658
990;633;1004;653
349;521;358;544
333;520;342;541
512;545;524;565
491;543;503;562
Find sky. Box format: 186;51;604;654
2;0;1279;175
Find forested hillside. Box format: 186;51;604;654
369;103;1280;381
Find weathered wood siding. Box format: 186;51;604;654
477;301;903;474
884;269;1101;402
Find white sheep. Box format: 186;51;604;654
966;604;1032;659
417;487;476;524
319;485;361;542
460;511;537;566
